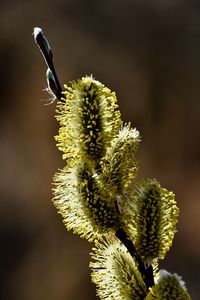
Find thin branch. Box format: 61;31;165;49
116;227;154;289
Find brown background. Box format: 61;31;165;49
0;0;200;299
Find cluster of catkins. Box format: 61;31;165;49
34;27;191;300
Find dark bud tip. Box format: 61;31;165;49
33;27;52;60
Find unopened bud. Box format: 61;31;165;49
46;68;58;97
33;26;63;102
33;27;53;64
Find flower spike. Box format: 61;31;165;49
53;164;119;241
122;179;179;263
55;76;121;163
90;237;148;299
145;270;191;300
100;123;140;193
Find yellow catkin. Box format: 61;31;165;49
55;76;121;165
122;179;179;263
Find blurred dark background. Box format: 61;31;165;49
0;0;200;299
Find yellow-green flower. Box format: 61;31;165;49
145;270;191;300
55;76;121;165
90;237;148;299
122;179;179;263
99;123;140;193
53;163;119;241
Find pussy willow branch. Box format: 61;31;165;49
34;26;154;292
